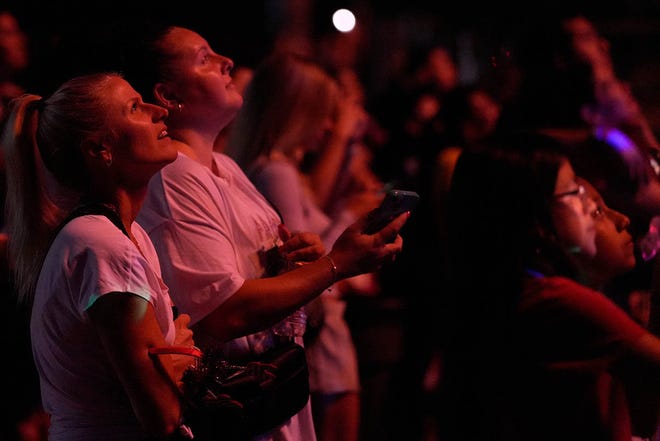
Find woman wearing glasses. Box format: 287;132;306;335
437;133;660;441
573;178;637;296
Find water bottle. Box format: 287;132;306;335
273;308;307;339
638;215;660;261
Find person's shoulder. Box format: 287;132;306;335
524;275;600;302
524;275;619;311
162;151;200;174
252;157;297;180
59;215;128;249
214;152;243;172
159;152;215;188
535;275;587;287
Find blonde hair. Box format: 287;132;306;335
2;72;120;304
226;53;340;169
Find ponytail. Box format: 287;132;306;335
3;73;119;305
2;95;64;304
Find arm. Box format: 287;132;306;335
307;98;367;211
194;211;408;342
152;156;406;341
326;143;383;220
88;293;183;438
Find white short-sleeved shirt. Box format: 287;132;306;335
31;215;175;441
138;152;316;441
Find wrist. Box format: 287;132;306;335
324;255;339;286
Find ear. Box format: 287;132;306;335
81;138;112;166
154;83;180;112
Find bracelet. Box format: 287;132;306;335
324;255;338;286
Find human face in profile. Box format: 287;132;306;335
160;27;244;131
101;76;176;184
551;161;597;257
580;178;636;280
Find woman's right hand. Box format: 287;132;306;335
328;211;408;279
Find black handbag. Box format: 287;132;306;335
152;341;310;441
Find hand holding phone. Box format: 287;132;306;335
363;189;419;235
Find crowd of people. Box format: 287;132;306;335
2;5;660;441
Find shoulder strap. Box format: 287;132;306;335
56;202;129;239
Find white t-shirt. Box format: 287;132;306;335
138;152;316;441
31;215;175;441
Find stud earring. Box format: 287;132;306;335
177;102;183;111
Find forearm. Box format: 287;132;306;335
308;135;352;210
91;295;183;437
195;209;407;343
124;351;184;437
197;255;338;341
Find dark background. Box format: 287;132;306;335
7;0;660;131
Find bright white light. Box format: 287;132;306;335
332;8;356;33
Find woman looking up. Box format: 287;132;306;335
439;135;660;441
2;72;194;440
116;24;407;441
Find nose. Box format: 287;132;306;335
220;55;234;75
608;208;630;232
147;102;168;121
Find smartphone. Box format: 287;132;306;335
363;189;419;234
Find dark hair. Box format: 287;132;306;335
445;133;576;328
226;52;339;169
117;22;178;104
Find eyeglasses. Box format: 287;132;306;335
553;184;586;201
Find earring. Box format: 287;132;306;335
177;102;183;111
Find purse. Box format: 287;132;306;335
150;340;310;441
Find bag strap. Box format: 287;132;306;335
148;346;203;358
148;346;204;370
55;202;129;239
